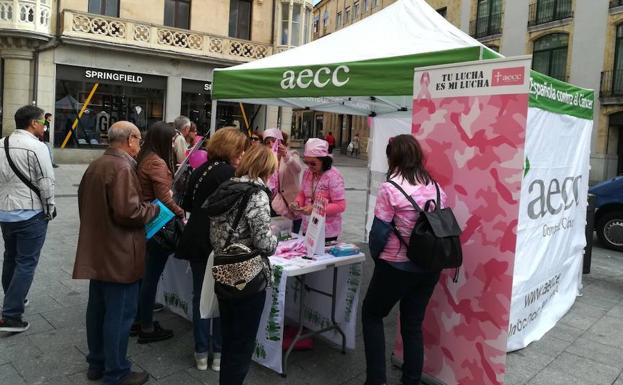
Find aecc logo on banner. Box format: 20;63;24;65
492;67;525;87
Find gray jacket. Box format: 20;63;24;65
0;130;55;215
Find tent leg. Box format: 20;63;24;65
210;100;218;136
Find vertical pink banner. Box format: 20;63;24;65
397;59;531;385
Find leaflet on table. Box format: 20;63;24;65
145;199;174;239
305;197;327;258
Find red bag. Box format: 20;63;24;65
282;325;314;351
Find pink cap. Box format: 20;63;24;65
304;138;330;158
262;128;283;142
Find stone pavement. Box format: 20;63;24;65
1;155;623;385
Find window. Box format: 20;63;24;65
313;14;319;34
353;2;359;20
281;3;289;45
532;33;568;80
164;0;191;29
437;7;447;18
304;8;311;43
229;0;252;40
372;0;379;8
88;0;119;17
364;0;369;11
535;0;572;25
614;24;623;94
345;7;350;24
291;4;302;46
323;9;329;30
336;11;342;28
475;0;502;37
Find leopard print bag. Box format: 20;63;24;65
212;244;271;299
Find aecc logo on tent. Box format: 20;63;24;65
280;65;351;90
492;67;525;87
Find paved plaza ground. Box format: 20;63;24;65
2;154;623;385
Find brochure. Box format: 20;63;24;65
145;199;174;239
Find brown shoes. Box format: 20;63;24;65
118;371;149;385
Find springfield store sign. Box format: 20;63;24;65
85;70;143;84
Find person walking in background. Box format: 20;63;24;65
135;122;184;344
177;127;248;372
42;113;59;168
173;116;191;166
263;128;303;232
204;145;278;385
0;105;56;333
351;133;360;158
325;131;336;154
291;138;346;242
73;121;158;385
363;134;445;385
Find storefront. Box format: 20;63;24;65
54;65;166;148
181;79;259;135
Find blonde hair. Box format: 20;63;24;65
236;145;277;181
207;127;247;162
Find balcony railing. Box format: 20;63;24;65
61;10;273;63
469;13;503;39
601;70;623;98
611;0;623;9
0;0;52;35
528;1;573;27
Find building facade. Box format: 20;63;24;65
300;0;620;182
0;0;311;162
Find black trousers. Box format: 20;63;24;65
218;290;267;385
362;260;440;385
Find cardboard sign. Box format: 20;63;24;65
305;197;327;257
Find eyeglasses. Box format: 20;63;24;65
250;136;260;142
130;134;143;145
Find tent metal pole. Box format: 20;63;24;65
210;100;218;136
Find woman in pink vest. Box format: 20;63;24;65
291;138;346;242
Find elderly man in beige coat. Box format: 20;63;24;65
73;121;158;385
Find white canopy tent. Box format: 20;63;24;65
210;0;498;127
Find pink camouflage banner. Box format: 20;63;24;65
395;58;532;385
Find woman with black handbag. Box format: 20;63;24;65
204;145;278;385
135;121;184;344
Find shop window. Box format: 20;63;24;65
88;0;119;17
229;0;252;40
614;24;623;95
54;65;165;149
164;0;191;29
532;33;568;81
475;0;502;37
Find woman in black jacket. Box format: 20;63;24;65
177;127;248;372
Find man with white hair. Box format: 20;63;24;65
173;115;191;166
73;121;159;385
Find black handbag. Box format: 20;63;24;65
211;188;271;300
151;216;184;254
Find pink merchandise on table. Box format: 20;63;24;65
275;238;306;259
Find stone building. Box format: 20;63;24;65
0;0;311;162
298;0;620;182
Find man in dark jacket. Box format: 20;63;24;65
73;121;159;385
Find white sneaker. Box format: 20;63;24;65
211;353;221;372
194;352;208;371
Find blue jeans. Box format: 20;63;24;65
1;212;48;320
138;240;170;328
219;290;267;385
86;280;139;385
190;260;222;355
362;260;440;385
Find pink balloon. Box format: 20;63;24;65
188;149;208;169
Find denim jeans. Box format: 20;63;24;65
138;239;170;328
86;280;139;385
362;260;440;385
1;212;48;320
190;260;222;355
218;290;266;385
